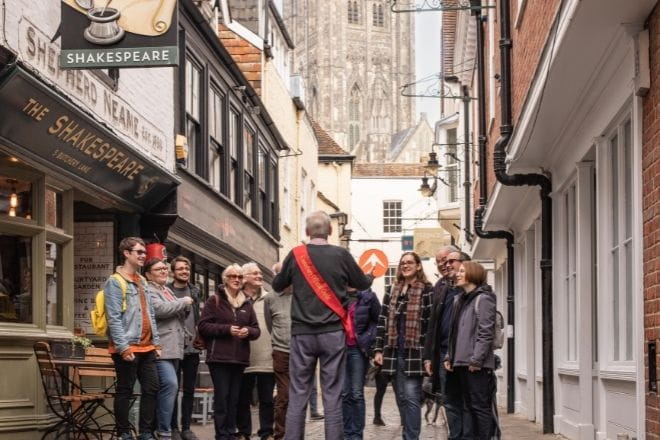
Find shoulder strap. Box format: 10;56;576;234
111;273;128;312
292;245;354;337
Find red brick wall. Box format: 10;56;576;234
478;0;560;202
644;4;660;439
219;25;262;95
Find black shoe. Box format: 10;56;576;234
180;430;199;440
171;429;183;440
309;412;324;420
373;417;386;426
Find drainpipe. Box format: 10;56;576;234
462;85;472;244
495;0;554;432
470;2;516;414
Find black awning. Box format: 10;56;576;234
0;65;180;212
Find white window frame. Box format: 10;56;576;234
556;178;578;364
596;106;639;371
382;200;402;234
282;158;291;228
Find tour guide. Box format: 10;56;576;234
272;211;373;440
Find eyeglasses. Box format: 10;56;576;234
130;249;147;256
445;259;463;265
151;267;169;272
226;274;244;280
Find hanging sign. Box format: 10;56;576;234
59;0;179;69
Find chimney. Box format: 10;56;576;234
219;25;263;95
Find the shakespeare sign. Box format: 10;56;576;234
0;67;179;210
59;0;178;69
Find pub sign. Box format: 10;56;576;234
59;0;179;69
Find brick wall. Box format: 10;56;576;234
219;25;262;94
644;4;660;438
481;0;561;201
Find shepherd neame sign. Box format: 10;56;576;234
59;0;178;69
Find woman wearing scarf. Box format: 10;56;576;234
374;252;432;440
144;258;193;440
198;264;260;440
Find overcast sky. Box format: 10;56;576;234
414;11;441;126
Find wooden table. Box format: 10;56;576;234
48;357;116;410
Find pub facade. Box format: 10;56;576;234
0;0;283;437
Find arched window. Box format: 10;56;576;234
348;85;361;148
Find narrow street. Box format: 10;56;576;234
190;386;564;439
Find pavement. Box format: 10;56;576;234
190;386;565;439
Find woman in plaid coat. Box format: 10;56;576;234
374;252;433;440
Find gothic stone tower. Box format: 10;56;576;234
282;0;416;162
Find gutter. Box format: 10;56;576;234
471;3;516;414
318;154;356;162
493;0;555;431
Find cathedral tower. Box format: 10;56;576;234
282;0;416;162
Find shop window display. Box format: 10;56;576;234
0;176;32;219
0;234;32;323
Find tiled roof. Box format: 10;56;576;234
311;120;351;156
352;163;428;177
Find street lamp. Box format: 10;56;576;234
418;173;436;197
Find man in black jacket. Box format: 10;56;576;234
424;249;472;439
272;211;372;440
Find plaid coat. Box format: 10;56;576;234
374;282;433;376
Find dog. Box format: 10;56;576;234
422;377;447;426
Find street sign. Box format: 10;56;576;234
401;235;414;251
358;249;389;278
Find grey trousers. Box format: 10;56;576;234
285;330;346;440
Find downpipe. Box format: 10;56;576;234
495;0;554;433
471;2;516;414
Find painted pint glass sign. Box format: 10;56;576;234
59;0;179;69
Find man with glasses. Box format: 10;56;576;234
104;237;160;440
424;249;472;439
167;256;201;440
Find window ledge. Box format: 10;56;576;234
598;368;637;382
557;366;580;377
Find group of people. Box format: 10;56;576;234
104;238;203;440
103;210;500;440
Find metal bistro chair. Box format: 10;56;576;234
34;341;108;439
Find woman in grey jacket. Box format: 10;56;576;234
444;261;496;440
145;258;193;440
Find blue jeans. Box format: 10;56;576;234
342;347;367;439
155;359;179;437
393;352;422;440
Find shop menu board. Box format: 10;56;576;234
74;221;114;335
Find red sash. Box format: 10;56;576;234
292;245;354;337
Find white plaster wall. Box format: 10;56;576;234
262;59;318;255
350;176;440;300
1;1;175;171
317;161;352;247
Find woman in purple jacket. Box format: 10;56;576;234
342;287;381;440
198;264;260;440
